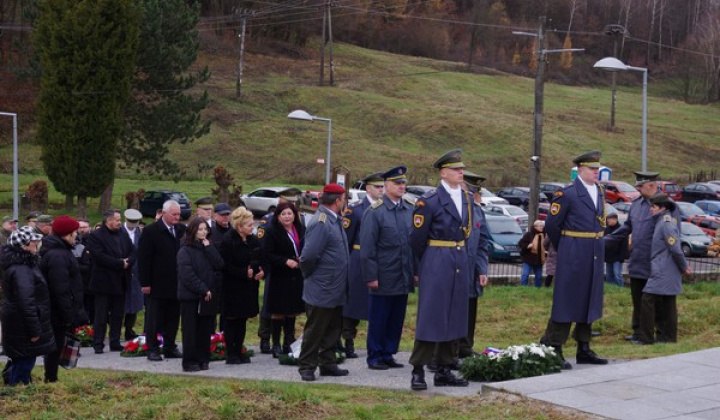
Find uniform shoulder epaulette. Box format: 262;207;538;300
663;214;673;222
371;199;384;209
423;189;438;199
403;196;415;205
318;212;327;223
343;207;354;215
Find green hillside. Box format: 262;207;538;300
3;40;720;193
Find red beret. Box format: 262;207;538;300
52;215;80;237
322;183;346;195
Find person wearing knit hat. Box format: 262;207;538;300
39;216;87;382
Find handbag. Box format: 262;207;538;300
59;333;81;370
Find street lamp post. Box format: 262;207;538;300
593;57;648;172
0;112;18;220
288;110;332;184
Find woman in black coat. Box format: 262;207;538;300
1;227;56;386
261;202;305;357
220;207;264;364
177;217;224;372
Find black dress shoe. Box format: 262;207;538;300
384;359;404;369
200;362;209;371
434;368;469;387
320;366;349;377
94;347;104;354
411;367;427;391
183;364;201;372
299;370;316;382
344;339;358;359
260;339;272;354
109;344;124;352
147;351;163;361
368;362;389;370
164;347;183;359
271;345;282;359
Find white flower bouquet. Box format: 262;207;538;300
460;343;564;381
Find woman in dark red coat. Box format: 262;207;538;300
220;207;263;364
261;202;305;357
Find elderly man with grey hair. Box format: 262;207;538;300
138;200;187;362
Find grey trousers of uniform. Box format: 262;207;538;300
298;304;343;372
639;293;677;343
542;319;592;346
409;340;455;366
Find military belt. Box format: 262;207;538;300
561;230;604;239
428;240;465;248
352;244;361;250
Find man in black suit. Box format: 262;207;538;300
139;200;186;361
87;209;135;354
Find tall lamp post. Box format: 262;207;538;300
0;112;18;220
593;57;648;172
288;110;332;184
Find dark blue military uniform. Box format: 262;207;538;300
342;198;371;322
255;212;274;350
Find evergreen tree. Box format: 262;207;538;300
120;0;211;178
34;0;139;216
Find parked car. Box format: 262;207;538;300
679;222;713;257
537;202;550;220
495;187;548;210
139;190;192;220
239;186;300;216
685;215;720;236
696;200;720;216
676;201;707;221
539;182;567;200
599;180;640;203
681;182;720;203
403;185;435;205
483;204;529;231
708;180;720;186
485;214;524;261
657;181;682;201
479;188;509;206
612;201;632;215
347;189;367;205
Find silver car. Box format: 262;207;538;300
483;204;529;231
239;186;300;215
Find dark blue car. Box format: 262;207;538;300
485;213;524;261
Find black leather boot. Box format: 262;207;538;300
554;345;573;370
344;338;358;359
124;313;138;341
411;366;427;390
433;366;468;387
271;320;283;358
576;342;608;365
282;317;295;355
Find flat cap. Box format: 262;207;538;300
572;150;602;168
634;171;660;186
362;172;385;187
214;203;232;215
124;209;143;221
382;166;408;183
649;193;676;211
323;183;346;195
37;214;54;224
2;215;18;223
433;149;465;170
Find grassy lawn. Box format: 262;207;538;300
2;282;717;419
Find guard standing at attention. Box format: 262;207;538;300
340;172;385;359
541;151;608;369
408;149;472;390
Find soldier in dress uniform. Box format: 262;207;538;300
635;194;691;345
195;197;215;228
256;187;302;354
360;166;415;370
408;149;473;390
540;151;608;369
605;171;680;341
340;171;385;359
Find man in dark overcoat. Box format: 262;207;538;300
360;166;415;370
408;149;473;390
138;200;186;361
297;183;350;382
541;151;608;369
340;171;384;359
87;209;135;353
120;209;143;341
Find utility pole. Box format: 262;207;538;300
604;24;628;132
235;8;255;99
318;0;335;86
327;0;335;86
319;2;327;86
514;18;584;227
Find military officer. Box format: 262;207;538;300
541;151;608;369
25;211;40;229
408;149;472;390
36;214;54;237
256;187;302;354
194;196;215;228
298;183;350;382
360;166;415;370
340;171;385;359
459;171;490;358
636;194;691;345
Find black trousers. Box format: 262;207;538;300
542;319;592;346
94;293;125;349
224;317;248;360
180;301;214;368
630;277;648;335
298;304;343;372
341;317;361;341
146;297;180;351
457;297;478;357
639;293;677;343
44;324;67;382
410;340;455;366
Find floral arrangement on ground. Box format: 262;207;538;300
460;343;564;382
121;334;157;357
74;325;94;347
210;332;253;361
120;332;253;359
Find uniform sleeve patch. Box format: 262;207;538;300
550;203;561;216
257;228;265;238
667;236;676;246
553;191;564;198
342;217;350;229
344;208;353;215
259;219;268;225
414;214;424;228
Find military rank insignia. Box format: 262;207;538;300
342;217;350;229
667;236;676;246
553;191;564;198
413;214;424;228
259;219;267;225
257;228;265;238
550;203;561;216
415;200;425;208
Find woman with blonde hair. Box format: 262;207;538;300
220;207;263;364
